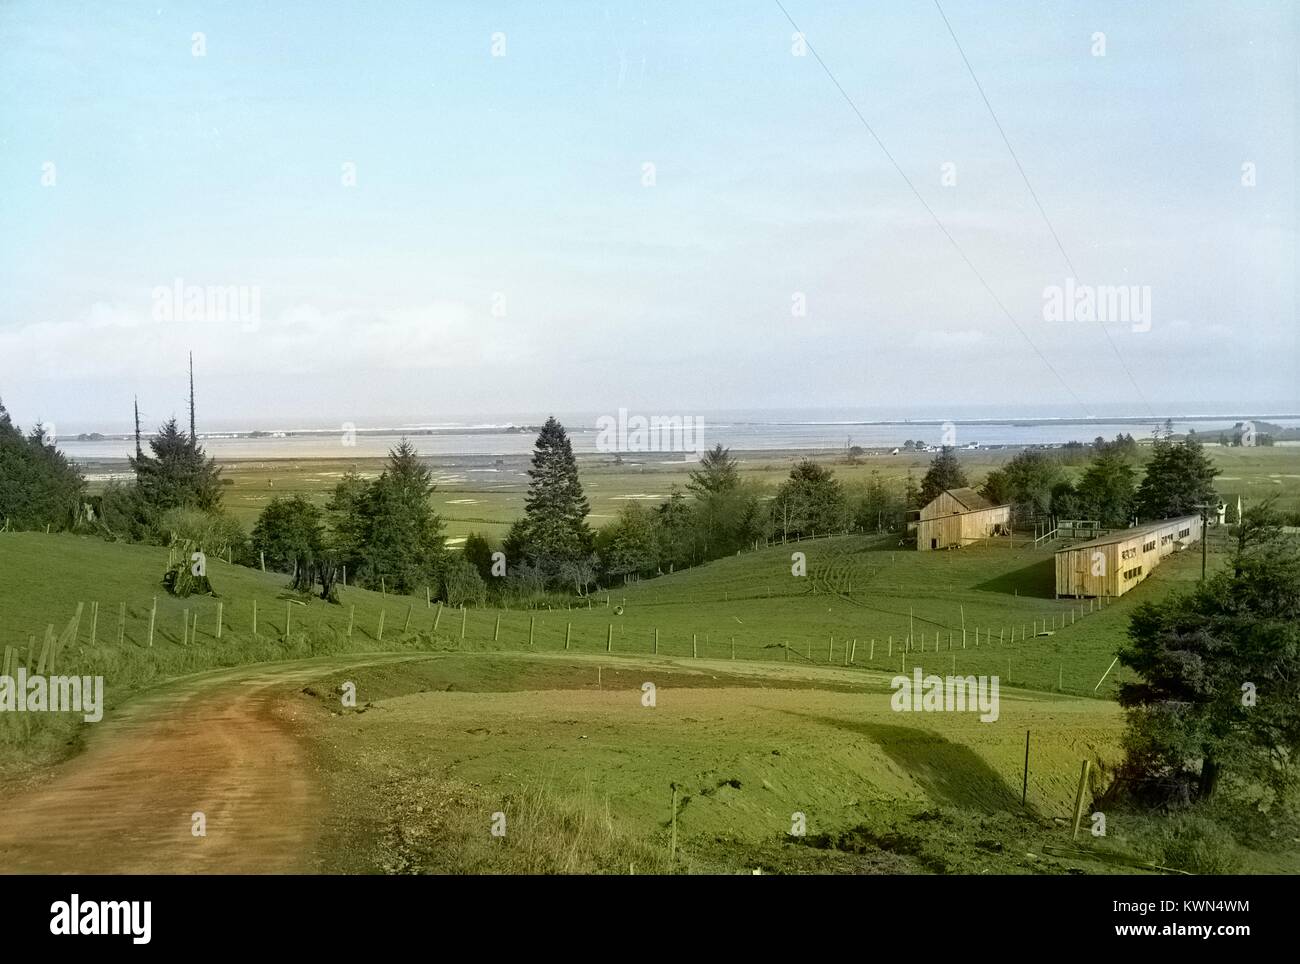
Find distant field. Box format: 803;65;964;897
78;444;1300;542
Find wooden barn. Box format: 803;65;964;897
1054;514;1202;598
916;487;1012;551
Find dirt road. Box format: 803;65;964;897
0;654;423;873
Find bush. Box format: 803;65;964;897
157;506;249;561
1146;814;1241;874
441;556;487;608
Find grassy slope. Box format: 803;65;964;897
1;529;1287;873
297;653;1125;875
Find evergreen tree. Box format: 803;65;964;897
0;399;85;530
1117;503;1300;804
518;417;592;578
687;444;740;496
918;446;968;505
1075;450;1138;526
130;417;223;513
361;439;446;594
251;496;324;573
1135;436;1220;518
772;460;846;537
463;532;494;582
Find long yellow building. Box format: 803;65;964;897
1054;515;1202;598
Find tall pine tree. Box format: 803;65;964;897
518;417;592;577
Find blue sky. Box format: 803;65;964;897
0;0;1295;431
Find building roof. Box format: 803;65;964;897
944;487;995;511
1054;515;1200;553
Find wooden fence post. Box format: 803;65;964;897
460;605;466;640
149;597;157;647
285;602;293;640
693;633;698;658
252;599;257;637
1071;760;1092;839
216;600;223;640
653;627;658;655
606;623;612;653
89;601;98;646
117;602;126;646
565;622;571;650
347;604;355;639
433;603;442;632
377;610;386;641
494;614;501;641
183;608;190;645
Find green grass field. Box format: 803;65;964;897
0;491;1290;873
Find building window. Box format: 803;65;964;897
1179;527;1190;538
1142;540;1156;552
1123;566;1144;581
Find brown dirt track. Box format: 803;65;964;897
0;655;423;873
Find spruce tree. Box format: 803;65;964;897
918;446;969;505
519;417;592;576
1135;436;1220;518
687;444;739;496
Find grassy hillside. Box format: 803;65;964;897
0;522;1221;773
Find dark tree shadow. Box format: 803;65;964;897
777;710;1025;814
973;557;1055;598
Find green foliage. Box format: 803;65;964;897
463;532;494;582
597;502;661;577
772;460;847;538
317;442;446;594
0;400;85;531
1144;814;1241;874
850;471;909;533
1075;451;1138;527
1118;503;1300;804
1136;436;1220;518
130;417;223;514
251;497;323;573
992;449;1063;521
440;555;487;607
157;506;248;560
355;440;447;594
516;418;593;582
918;447;968;506
162;539;215;597
687;444;740;496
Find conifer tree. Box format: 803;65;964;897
518;417;592;577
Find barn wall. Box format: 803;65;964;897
917;504;1010;550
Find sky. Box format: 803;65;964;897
0;0;1296;433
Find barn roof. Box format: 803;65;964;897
1054;515;1201;553
944;487;995;511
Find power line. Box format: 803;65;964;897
774;0;1092;416
932;0;1153;417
